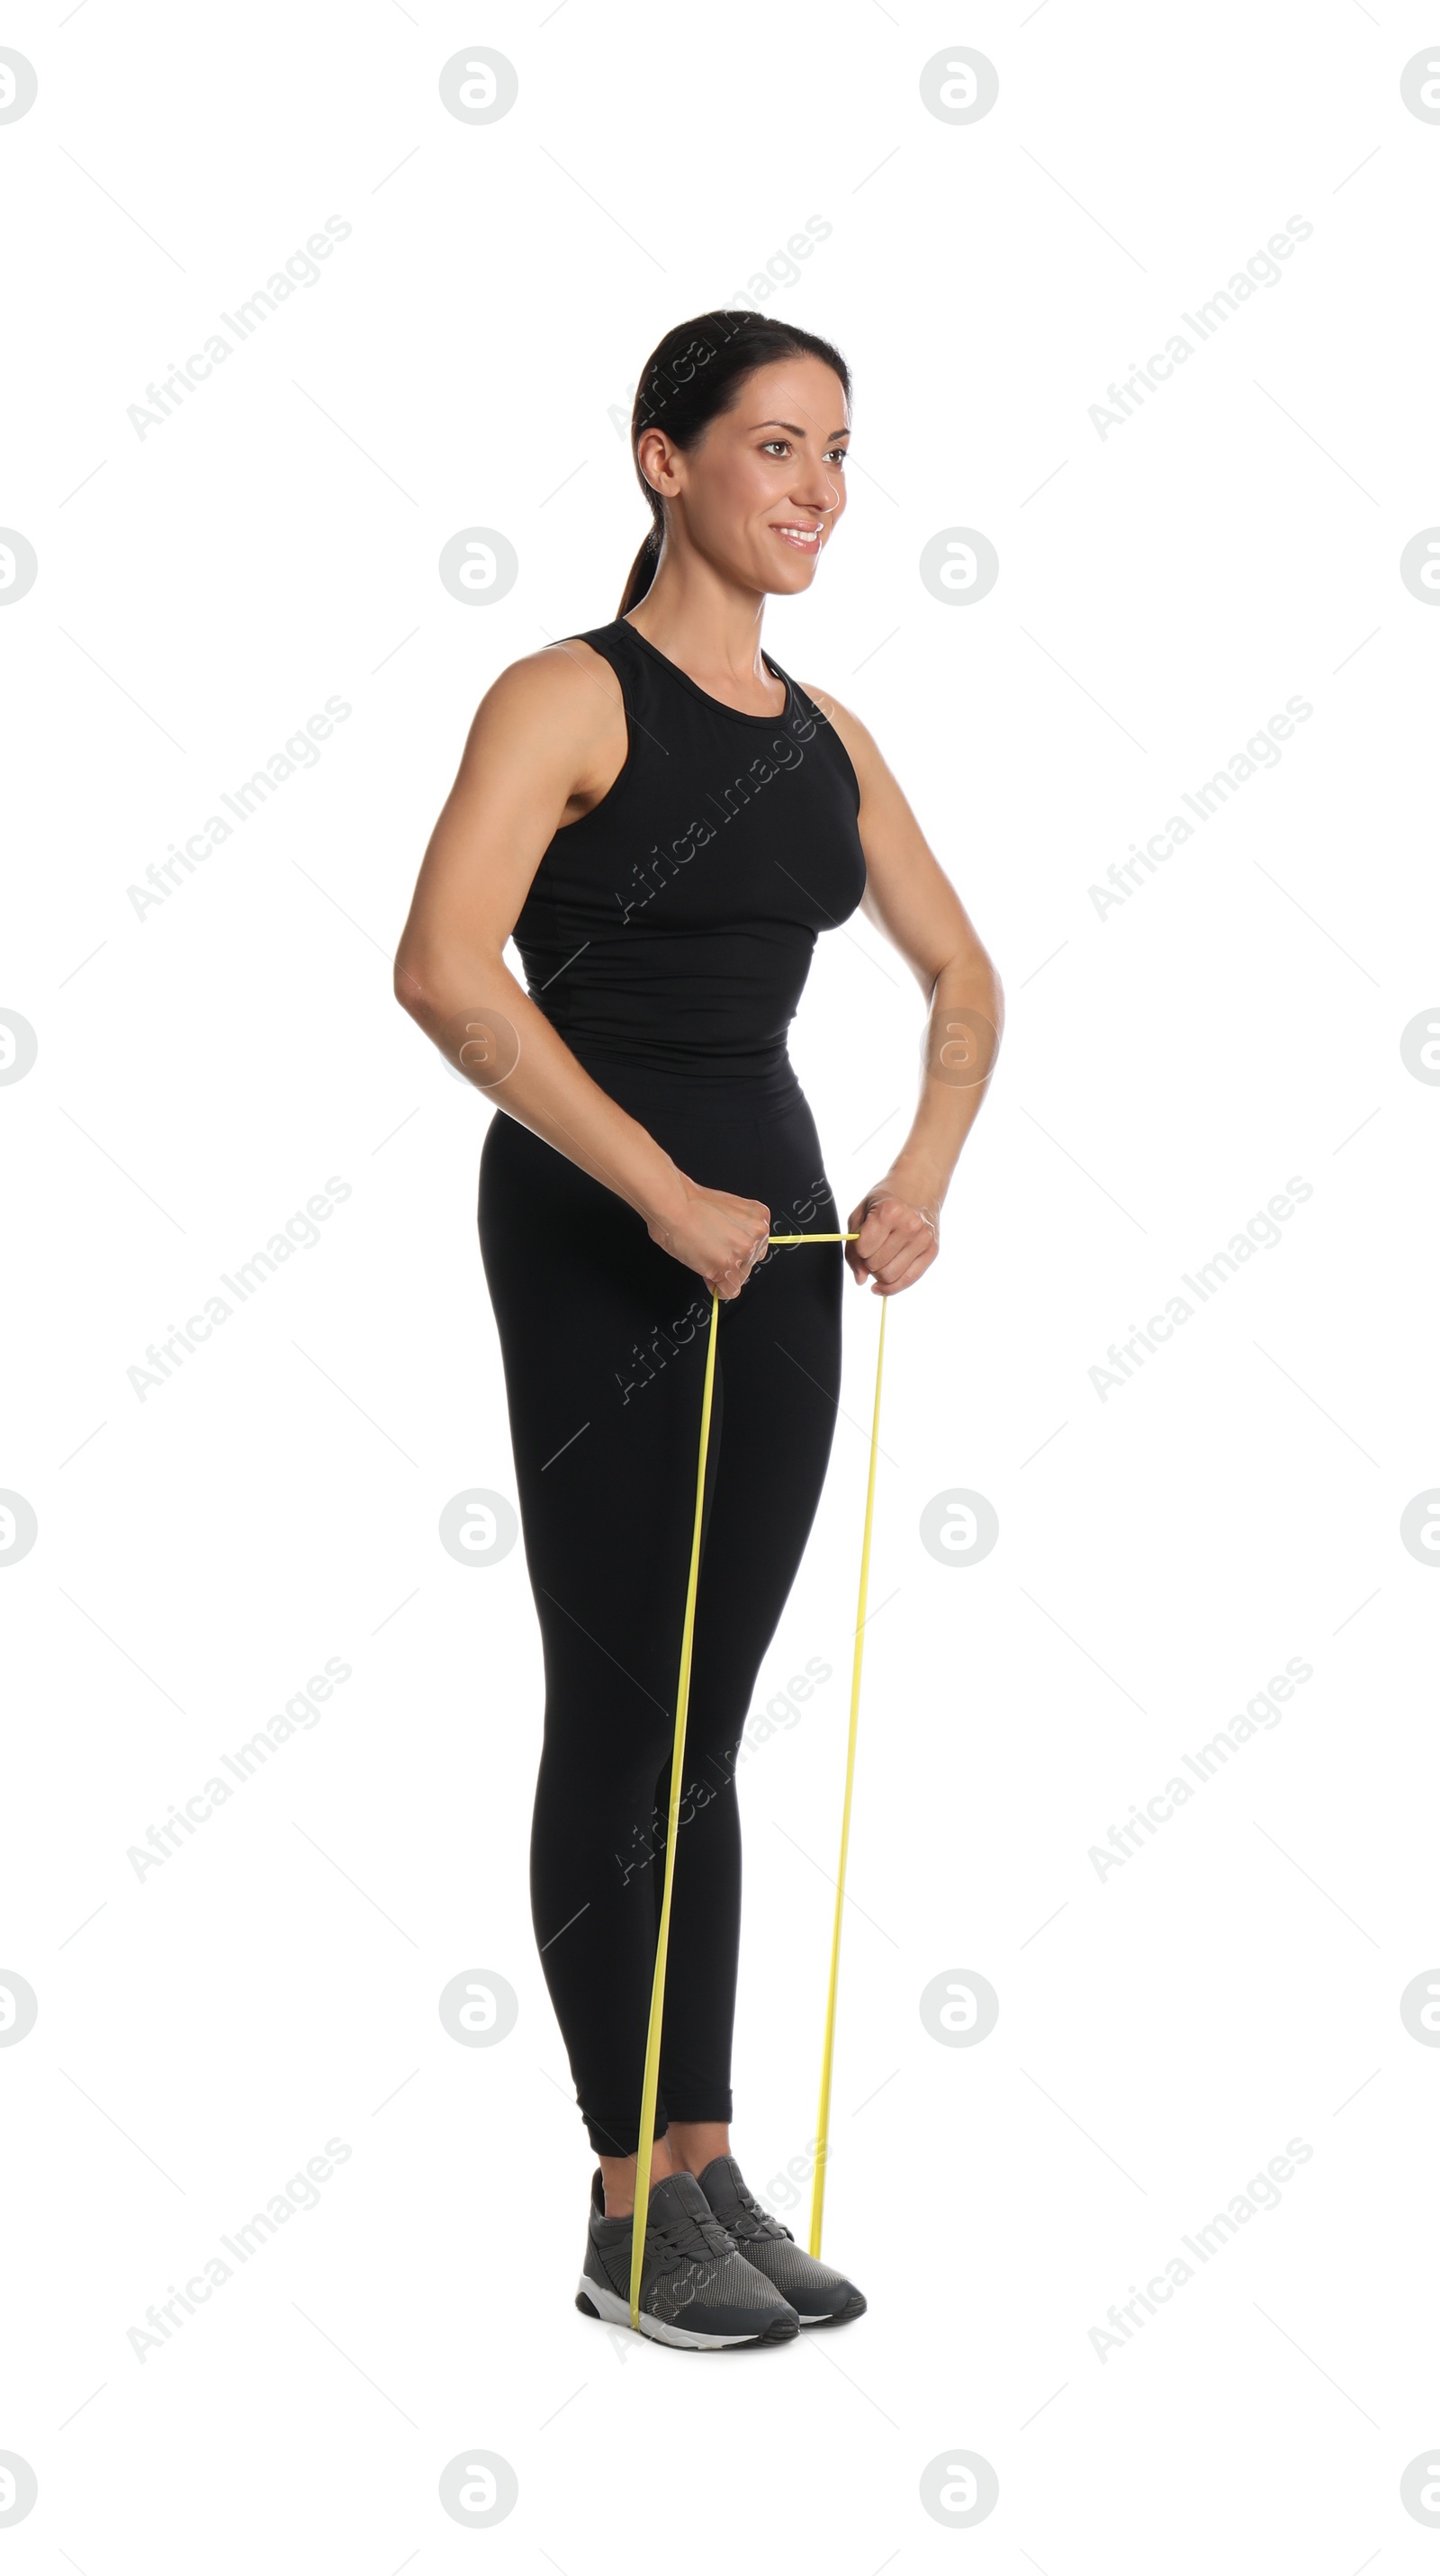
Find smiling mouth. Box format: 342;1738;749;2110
770;524;823;552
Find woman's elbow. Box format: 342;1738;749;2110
393;952;429;1022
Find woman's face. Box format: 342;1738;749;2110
639;354;850;596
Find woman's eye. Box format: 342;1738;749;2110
760;438;848;465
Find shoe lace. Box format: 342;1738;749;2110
647;2205;736;2269
724;2177;795;2244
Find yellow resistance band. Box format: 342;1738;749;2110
629;1229;889;2328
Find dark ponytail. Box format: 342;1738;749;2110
617;309;852;616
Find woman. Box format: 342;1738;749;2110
394;311;1003;2349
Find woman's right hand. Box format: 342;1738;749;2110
646;1177;772;1301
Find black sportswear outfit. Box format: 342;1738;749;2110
478;615;867;2156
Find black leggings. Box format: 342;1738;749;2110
477;1063;843;2157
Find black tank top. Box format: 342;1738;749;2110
510;617;867;1095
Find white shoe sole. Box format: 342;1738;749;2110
796;2291;868;2326
576;2274;795;2349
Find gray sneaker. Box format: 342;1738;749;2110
576;2168;800;2349
694;2156;868;2326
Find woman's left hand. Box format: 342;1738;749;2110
844;1182;940;1296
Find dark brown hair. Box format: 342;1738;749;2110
617;310;851;615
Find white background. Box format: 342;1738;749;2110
4;1;1439;2565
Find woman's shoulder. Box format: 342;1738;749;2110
789;673;881;801
469;629;627;742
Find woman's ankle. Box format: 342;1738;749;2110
598;2132;673;2220
664;2120;731;2178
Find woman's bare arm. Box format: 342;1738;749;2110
393;644;772;1299
803;681;1004;1295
